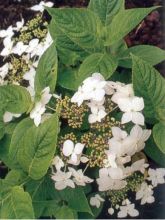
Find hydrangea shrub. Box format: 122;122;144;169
0;0;165;218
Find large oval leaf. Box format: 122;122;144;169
132;55;165;120
0;186;34;219
17;114;59;180
119;45;165;68
9;118;34;163
105;6;159;45
88;0;124;25
153;122;165;154
35;43;58;95
47;8;104;65
0;85;32;114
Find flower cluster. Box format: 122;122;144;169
51;73;165;218
1;4;165;218
0;2;54;124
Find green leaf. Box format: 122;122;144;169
0;85;32;114
0;186;34;219
153;122;165;154
48;8;104;65
55;206;78;219
132;55;165;119
119;45;165;68
59;53;117;90
35;43;58;95
59;187;93;215
9;118;34;164
0;134;19;169
88;0;124;25
145;136;165;167
105;6;159;45
17;114;59;180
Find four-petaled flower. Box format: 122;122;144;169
90;194;105;208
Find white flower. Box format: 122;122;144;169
26;39;39;57
30;87;52;126
112;83;134;104
131;159;149;174
118;200;139;218
30;102;46;127
71;86;88;107
12;42;28;56
1;37;13;56
136;182;155;205
97;168;126;191
30;1;54;12
13;19;24;31
0;26;14;38
90;194;104;208
68;167;93;186
3;112;21;123
128;125;151;155
104;81;115;95
62;140;84;164
23;67;36;88
82;73;106;102
51;170;75;190
52;156;64;171
80;156;89;163
108;127;130;156
103;152;117;168
147;168;165;187
118;97;144;125
0;63;9;79
88;108;107;124
108;207;114;215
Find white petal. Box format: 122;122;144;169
132;112;144;125
121;112;132;124
55;181;66;190
118;98;132;112
108;208;114;215
74;143;84;154
62;140;74;157
132;97;144;111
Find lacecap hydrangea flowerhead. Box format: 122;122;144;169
50;73;165;218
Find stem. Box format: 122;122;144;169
83;163;89;174
46;105;56;112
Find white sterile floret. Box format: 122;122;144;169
136;182;155;205
88;108;107;124
52;156;64;171
0;26;14;38
23;67;36;89
131;159;149;174
30;87;52;127
82;73;106;102
147;168;165;187
96;168;126;191
111;83;134;104
30;1;54;12
68;167;93;186
51;170;75;190
71;86;88;107
108;127;131;157
12;42;28;56
1;37;13;57
13;19;24;31
90;194;104;208
3;112;21;123
118;96;145;125
128;125;151;155
117;200;139;218
103;152;117;168
0;63;9;80
26;38;39;57
62;140;84;165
